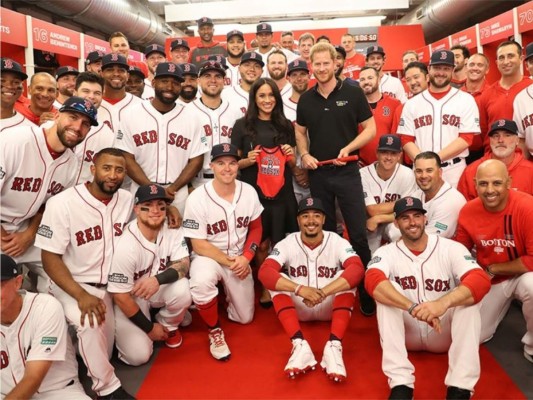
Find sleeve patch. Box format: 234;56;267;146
108;273;128;284
434;222;448;231
41;336;57;345
182;219;199;229
367;256;381;266
37;225;53;239
269;248;280;256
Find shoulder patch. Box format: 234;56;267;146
434;222;448;231
269;248;280;256
464;255;476;261
367;256;381;266
399;118;405;127
108;273;128;284
41;336;57;345
345;247;356;254
37;225;53;239
182;219;199;229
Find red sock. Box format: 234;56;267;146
331;293;355;340
273;294;301;338
196;297;219;329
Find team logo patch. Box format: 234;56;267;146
464;255;475;261
345;247;356;254
270;248;280;256
4;59;14;69
386;136;394;145
37;225;53;239
367;256;381;266
41;336;57;345
116;130;123;140
405;197;414;206
182;219;199;229
382;106;390;117
336;100;348;107
434;222;448;231
108;273;128;284
0;166;5;180
399;118;405;127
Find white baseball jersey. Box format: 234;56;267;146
282;97;297;123
226;59;241;87
0;112;36;133
35;184;133;284
380;74;408;104
267;231;357;288
513;84;533;156
183;180;263;256
279;81;292;99
73;122;115;184
1;292;80;395
143;78;155;100
255;48;297;78
397;88;480;159
0;126;77;232
361;163;417;207
221;86;249;117
98;92;142;137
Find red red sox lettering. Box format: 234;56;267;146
84;150;95;162
0;351;8;369
133;130;191;150
374;193;401;204
75;222;126;246
394;275;451;292
10;178;64;195
202;125;232;138
520;114;533;130
414;114;461;129
289;265;338;278
207;217;250;235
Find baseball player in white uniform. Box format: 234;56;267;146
513;83;533;158
225;30;245;88
398;50;480;188
361;135;417;254
1;255;89;399
143;44;167;101
35;148;134;400
177;63;199;106
365;196;491;400
182;144;263;361
266;50;292;99
259;197;364;382
108;184;192;366
254;23;297;78
116;62;208;215
365;46;407;104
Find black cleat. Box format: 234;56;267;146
358;284;376;316
446;386;471;399
97;386;136;400
389;385;414;400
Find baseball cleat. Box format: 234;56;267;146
320;340;346;382
180;310;193;328
165;329;183;348
208;328;231;361
446;386;471;399
389;385;414;400
284;338;317;378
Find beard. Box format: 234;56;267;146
180;85;198;101
429;74;451;89
94;176;123;195
56;124;85;149
155;88;179;104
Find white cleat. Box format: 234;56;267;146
208;328;231;361
180;310;193;328
320;340;346;382
284;338;317;379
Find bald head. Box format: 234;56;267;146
475;159;511;212
29;72;57;113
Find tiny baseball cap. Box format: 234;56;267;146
199;60;226;77
144;44;166;58
59;96;98;126
0;58;28;80
101;53;129;70
240;51;264;67
55;66;79;80
334;45;347;59
287;59;309;75
154;62;184;81
180;63;198;77
525;42;533;61
429;49;455;67
227;29;244;41
377;134;402;152
297;197;326;215
210;143;240;161
256;23;273;34
135;184;168;205
86;50;105;65
197;17;213;27
488;119;519;136
207;55;228;70
128;65;146;79
393;196;426;218
1;254;21;281
366;45;386;57
171;38;190;51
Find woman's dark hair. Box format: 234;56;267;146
244;77;294;144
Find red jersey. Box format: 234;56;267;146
358;95;402;166
14;101;58;126
255;146;292;199
457;150;533;200
454;190;533;284
342;53;365;81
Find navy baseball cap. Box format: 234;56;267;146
197;17;213;27
1;254;21;281
135;184;168;205
256;23;273;34
488;119;519;136
101;53;129;70
199;60;226;77
128;65;146;79
55;66;79;80
287;59;309;75
0;58;28;80
526;42;533;61
171;38;190;51
180;63;198;77
211;143;240;161
207;55;228;70
377;134;401;152
429;50;455;67
240;51;264;67
297;197;326;215
227;30;244;41
144;44;166;58
154;62;184;81
334;45;347;59
60;96;98;126
394;197;426;218
366;45;386;57
86;50;105;65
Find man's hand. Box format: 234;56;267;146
246;148;261;165
78;291;106;328
39;112;56;125
1;229;34;257
228;255;251;280
299;286;326;307
334;148;350;166
166;205;182;228
165;185;177;202
366;216;380;232
301;154;318;170
292;166;309;189
411;300;448;324
147;322;169;341
132;276;159;300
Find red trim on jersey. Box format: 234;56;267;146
42;129;65;160
408;248;423;256
460;269;491;304
302;239;323;250
84;183;112;205
428;87;452;100
340;256;365;288
364;268;388;296
459;132;475;146
103;97;122;105
243;216;262;261
258;257;282;289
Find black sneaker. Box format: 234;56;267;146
446;386;471;399
389;385;413;400
97;386;136;400
358;283;376;316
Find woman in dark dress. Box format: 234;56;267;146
231;77;299;307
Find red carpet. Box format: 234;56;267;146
137;302;526;399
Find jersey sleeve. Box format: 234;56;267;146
361;169;377;206
425;191;466;238
34;194;71;255
266;236;291;266
396;102;415;137
366;246;394;276
459;93;481;134
334;235;360;264
446;239;482;283
107;229;139;293
249;187;264;220
114;112;137;155
170;228;190;261
182;191;208;240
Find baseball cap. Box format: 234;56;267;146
197;17;213;27
135;184;168;205
171;38;190;51
55;66;79;80
393;197;426;218
199;60;226;77
240;51;264;67
256;23;273;34
207;55;228;70
366;45;386;57
1;254;21;281
377;134;402;152
287;59;309;75
210;143;240;161
180;63;198;77
154;62;184;81
86;50;105;65
128;65;146;80
59;96;98;126
227;30;244;41
334;45;347;59
0;58;28;80
101;53;129;70
526;42;533;61
297;197;326;215
488;119;519;136
144;44;166;58
429;50;455;67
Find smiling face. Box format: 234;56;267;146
211;156;239;185
394;210;427;243
414;157;442;194
376;150;401;172
199;71;224;98
110;36;130;57
297;210;325;240
267;53;287;81
135;199;167;229
57;73;78;97
311;50;335;85
466;54;489;83
405;66;428;95
255;83;276;119
146;52;166;75
29;73;56;112
198;24;214;43
153;76;181;104
102;65;128;91
90;153;126;196
75;81;103;109
475;160;511;212
359;68;380;96
56;111;92;149
239;61;262;85
428;64;453;89
1;71;24;109
496;43;522;78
